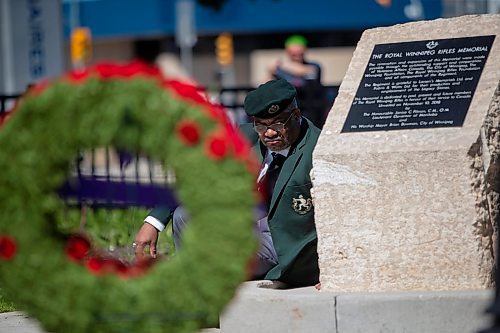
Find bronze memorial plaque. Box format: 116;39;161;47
341;35;495;132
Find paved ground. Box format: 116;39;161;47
0;312;45;333
1;284;493;333
0;312;220;333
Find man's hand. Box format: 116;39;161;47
267;59;281;79
134;223;160;259
280;58;316;77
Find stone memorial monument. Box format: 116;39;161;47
312;14;500;292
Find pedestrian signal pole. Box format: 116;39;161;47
69;0;91;70
215;33;233;66
70;27;92;70
175;0;197;76
214;32;238;122
215;32;235;89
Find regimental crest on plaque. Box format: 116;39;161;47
426;41;439;49
292;194;313;215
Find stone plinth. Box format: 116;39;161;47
312;15;500;292
219;281;492;333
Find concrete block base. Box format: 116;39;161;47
220;281;337;333
336;290;493;333
1;282;493;333
220;281;494;333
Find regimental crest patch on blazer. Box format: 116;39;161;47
292;194;313;215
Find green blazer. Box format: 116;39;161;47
240;118;320;287
149;118;321;287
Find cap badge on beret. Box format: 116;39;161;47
243;79;297;119
268;105;280;114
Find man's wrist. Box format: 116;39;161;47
144;216;165;232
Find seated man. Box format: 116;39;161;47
134;79;321;287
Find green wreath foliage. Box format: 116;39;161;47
0;63;257;333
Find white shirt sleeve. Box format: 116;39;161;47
144;215;166;232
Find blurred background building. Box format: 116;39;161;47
1;0;500;103
58;0;444;88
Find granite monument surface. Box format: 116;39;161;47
312;14;500;292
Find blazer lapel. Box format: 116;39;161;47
269;150;303;213
269;123;310;215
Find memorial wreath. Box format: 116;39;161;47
0;61;258;333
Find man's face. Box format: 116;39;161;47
253;109;301;151
286;44;306;62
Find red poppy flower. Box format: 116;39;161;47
108;259;129;277
93;61;163;80
256;174;270;203
222;121;252;159
29;80;51;96
65;235;91;262
94;63;121;79
0;235;17;260
126;257;155;278
85;256;106;274
206;135;228;160
0;112;11;128
176;120;201;145
123;60;162;78
85;255;135;277
245;157;260;178
164;80;207;105
66;68;92;83
207;104;228;122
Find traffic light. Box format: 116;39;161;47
215;33;233;66
71;27;92;67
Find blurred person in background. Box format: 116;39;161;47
268;35;328;129
268;34;322;87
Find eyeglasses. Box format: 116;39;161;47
253;112;294;134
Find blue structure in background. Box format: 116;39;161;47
62;0;443;39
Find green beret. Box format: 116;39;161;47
244;79;297;119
